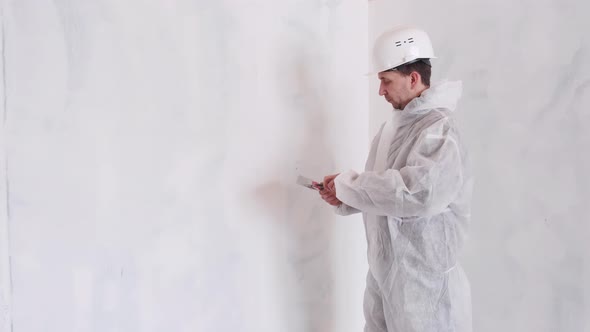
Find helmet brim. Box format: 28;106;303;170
365;57;436;76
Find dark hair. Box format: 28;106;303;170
395;59;431;86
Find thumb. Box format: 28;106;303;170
328;180;336;191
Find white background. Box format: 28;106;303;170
0;1;368;331
1;0;589;331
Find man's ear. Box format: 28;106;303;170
410;71;421;88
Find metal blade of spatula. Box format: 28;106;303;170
296;175;323;190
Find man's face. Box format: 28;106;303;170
378;71;412;110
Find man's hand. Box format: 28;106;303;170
323;173;339;192
320;190;341;206
315;173;341;206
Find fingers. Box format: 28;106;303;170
319;191;333;200
323;173;340;191
317;174;342;207
320;194;340;206
323;174;336;186
327;180;335;192
319;189;340;206
326;197;341;206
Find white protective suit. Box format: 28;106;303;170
334;80;473;332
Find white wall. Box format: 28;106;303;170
369;1;590;331
0;1;368;331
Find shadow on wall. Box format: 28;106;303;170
251;21;338;332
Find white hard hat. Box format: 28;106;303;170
370;26;436;74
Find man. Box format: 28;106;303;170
315;26;473;332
